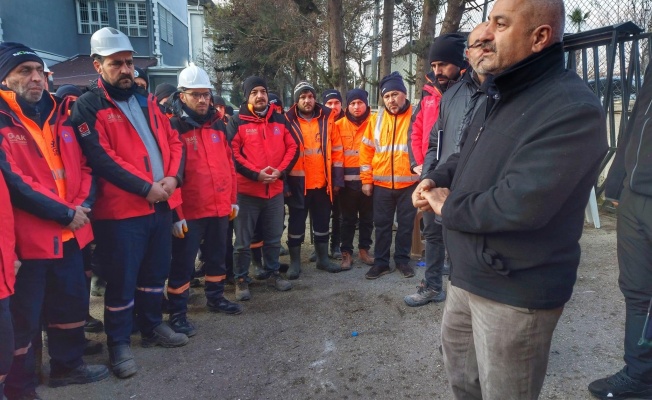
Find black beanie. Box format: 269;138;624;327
154;83;176;101
346;88;369;106
268;92;283;108
428;33;466;67
293;81;316;103
55;84;83;99
0;42;43;81
134;67;149;87
243;76;267;98
322;89;342;104
379;71;407;95
213;95;226;106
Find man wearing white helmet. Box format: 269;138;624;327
166;65;243;337
70;27;187;379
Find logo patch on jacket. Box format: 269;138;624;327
78;122;90;137
245;128;257;135
273;126;281;136
106;113;124;123
61;131;73;143
6;132;27;145
211;133;220;143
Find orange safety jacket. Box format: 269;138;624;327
360;102;420;190
285;103;344;209
0;171;16;299
333;111;372;191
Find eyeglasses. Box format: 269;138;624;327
183;91;212;100
467;41;483;50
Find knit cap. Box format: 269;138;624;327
0;42;43;81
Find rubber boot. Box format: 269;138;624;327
286;245;302;280
315;242;342;273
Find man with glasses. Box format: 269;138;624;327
284;81;344;278
166;65;243;336
71;27;187;379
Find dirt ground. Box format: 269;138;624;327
37;211;630;400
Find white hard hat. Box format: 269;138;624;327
178;65;212;89
90;27;135;57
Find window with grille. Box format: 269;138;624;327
116;2;148;37
76;0;109;34
159;6;174;45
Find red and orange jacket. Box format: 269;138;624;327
71;79;183;220
409;73;442;167
0;89;94;259
227;102;299;199
170;110;236;220
284;103;344;208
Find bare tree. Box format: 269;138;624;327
328;0;349;93
440;0;467;34
380;0;395;82
415;0;442;91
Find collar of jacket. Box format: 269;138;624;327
237;101;278;123
345;106;370;126
99;76;139;102
492;42;564;100
0;85;55;129
180;104;215;127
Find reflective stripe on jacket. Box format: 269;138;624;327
360;102;419;189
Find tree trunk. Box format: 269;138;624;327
415;0;441;92
380;0;395;85
440;0;466;34
328;0;348;93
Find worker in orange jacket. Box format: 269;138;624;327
285;81;344;278
360;72;420;280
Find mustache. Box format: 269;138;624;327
119;74;133;81
481;42;497;52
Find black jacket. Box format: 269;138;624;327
604;62;652;200
428;43;608;309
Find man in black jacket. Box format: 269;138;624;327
588;64;652;400
412;0;607;397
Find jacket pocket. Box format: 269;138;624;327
476;235;510;276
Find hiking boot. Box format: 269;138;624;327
315;242;342;273
286;245;302;280
108;344;137;379
359;248;375;266
169;315;197;337
588;369;652;399
207;297;243;315
330;244;342;260
141;323;189;348
235;278;251;301
84;315;104;333
309;250;317;262
48;363;109;388
340;251;353;271
266;271;292;291
83;338;103;356
396;263;415;278
365;265;392;279
404;280;446;306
